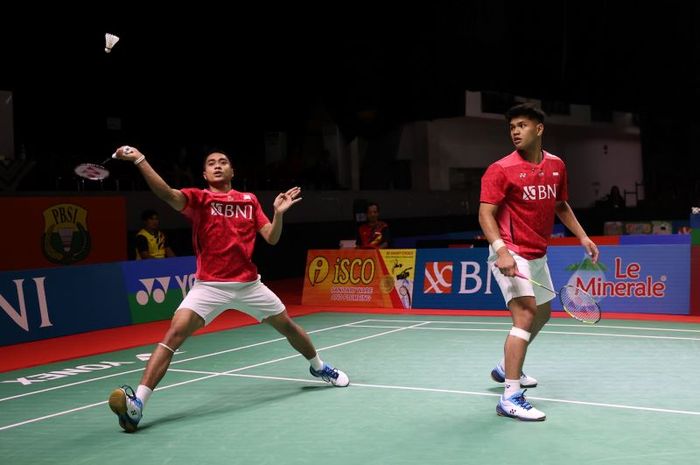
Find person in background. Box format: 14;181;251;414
135;209;176;259
357;202;391;249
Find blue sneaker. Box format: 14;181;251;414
309;363;349;387
496;389;546;421
108;385;143;433
490;363;538;388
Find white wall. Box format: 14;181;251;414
417;116;642;208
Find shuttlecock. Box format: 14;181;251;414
105;33;120;53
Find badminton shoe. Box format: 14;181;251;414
109;385;143;433
491;363;538;388
309;363;350;387
496;389;546;421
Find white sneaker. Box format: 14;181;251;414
309;363;350;387
108;385;143;433
491;363;538;388
496;389;546;421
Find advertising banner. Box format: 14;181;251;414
121;256;197;323
0;263;130;345
302;249;416;308
411;245;690;314
0;197;127;271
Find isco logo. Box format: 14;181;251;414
423;262;453;294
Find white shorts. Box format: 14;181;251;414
488;247;555;306
176;277;285;325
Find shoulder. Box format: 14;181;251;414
543;151;565;166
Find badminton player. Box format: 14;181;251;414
479;103;599;421
108;147;349;433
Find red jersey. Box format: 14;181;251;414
480;150;568;259
357;221;390;249
180;188;271;282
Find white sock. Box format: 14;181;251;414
504;379;521;399
136;385;153;407
308;355;324;371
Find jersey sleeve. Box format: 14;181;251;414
252;194;271;229
558;162;569;201
480;163;507;205
179;188;204;218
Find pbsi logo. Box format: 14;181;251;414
522;184;557;201
136;274;196;305
424;262;453;293
42;204;91;264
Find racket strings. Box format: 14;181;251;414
560;285;601;323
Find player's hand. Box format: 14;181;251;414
273;186;302;214
495;252;517;277
581;236;599;263
113;145;142;163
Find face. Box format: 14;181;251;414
203;152;234;184
509;116;543;151
367;205;380;222
145;215;159;230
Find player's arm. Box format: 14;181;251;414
478;202;517;276
555;200;599;262
113;146;186;211
258;186;302;245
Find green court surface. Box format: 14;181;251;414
1;313;699;465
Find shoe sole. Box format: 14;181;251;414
496;404;546;422
490;369;538;388
108;388;138;433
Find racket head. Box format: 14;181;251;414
559;285;601;324
74;163;110;181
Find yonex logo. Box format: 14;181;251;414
136;277;171;305
423;262;453;294
135;274;195;306
522;184;557;201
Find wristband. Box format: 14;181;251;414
134;155;146;166
491;239;506;252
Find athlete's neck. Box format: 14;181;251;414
518;147;543;164
208;182;232;193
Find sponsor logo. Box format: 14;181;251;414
1;361;134;386
522;184;557;201
135;274;196;305
42;204;91;264
210;202;253;218
0;277;52;331
307;256;329;286
424;262;453;293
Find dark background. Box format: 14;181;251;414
1;2;699;204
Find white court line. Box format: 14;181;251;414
168;368;700;417
347;324;700;341
0;318;374;403
361;318;700;333
0;321;427;431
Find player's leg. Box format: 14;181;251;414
496;296;545;421
235;278;350;387
109;280;220;432
264;311;349;387
108;309;203;432
489;252;539;388
527;257;555;344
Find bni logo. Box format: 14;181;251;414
423;262;453;294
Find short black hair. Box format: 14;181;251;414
141;209;158;221
202;150;232;168
505;103;546;124
367;202;380;211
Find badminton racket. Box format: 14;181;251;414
514;271;601;324
74;147;132;181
